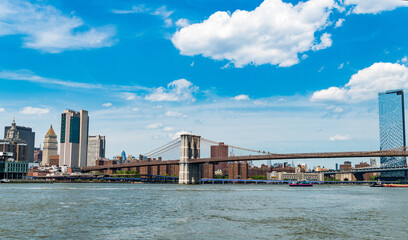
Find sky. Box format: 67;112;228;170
1;0;408;169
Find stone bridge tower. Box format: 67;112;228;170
179;134;201;184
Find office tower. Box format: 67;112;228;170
34;148;43;163
60;110;89;169
41;125;58;166
0;118;28;161
121;151;126;163
4;121;35;162
87;135;106;166
378;89;406;179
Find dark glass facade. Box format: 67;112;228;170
378;89;407;179
69;116;80;143
60;113;66;143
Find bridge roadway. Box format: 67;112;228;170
321;166;408;175
82;150;408;172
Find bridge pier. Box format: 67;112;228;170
179;134;201;184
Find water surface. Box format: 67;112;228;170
0;183;407;239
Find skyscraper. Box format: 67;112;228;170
0;118;28;162
378;89;407;179
4;122;35;162
87;135;106;166
42;125;58;166
60;110;89;169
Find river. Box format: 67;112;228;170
0;183;407;239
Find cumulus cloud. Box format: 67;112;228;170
338;63;344;69
145;79;198;102
165;111;187;118
311;62;408;103
172;0;335;67
102;103;112;107
146;123;163;129
132;107;139;111
0;0;116;53
233;94;250;101
20;106;50;115
123;92;137;101
176;18;191;27
329;134;350;141
344;0;408;14
0;108;5;112
172;131;190;140
335;18;344;28
163;126;175;132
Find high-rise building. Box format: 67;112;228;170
41;125;58;166
121;151;126;163
0;118;28;161
378;89;407;179
34;147;42;163
60;110;89;169
87;135;105;166
4;122;35;162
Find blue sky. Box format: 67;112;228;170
1;0;408;168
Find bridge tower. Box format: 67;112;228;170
179;134;201;184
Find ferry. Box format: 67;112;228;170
289;180;313;187
370;181;408;187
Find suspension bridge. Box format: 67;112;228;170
81;134;408;184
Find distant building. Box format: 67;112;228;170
87;135;106;166
0;118;28;162
268;167;324;181
370;158;377;167
4;120;35;162
42;125;58;166
0;152;28;179
211;142;228;175
60;109;89;169
339;161;352;170
121;151;126;163
378;89;407;180
34;147;42;163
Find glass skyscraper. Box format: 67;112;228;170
378;89;407;179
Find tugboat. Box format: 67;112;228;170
289;179;313;187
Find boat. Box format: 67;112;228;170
289;180;313;187
1;179;10;183
383;183;408;187
370;182;384;187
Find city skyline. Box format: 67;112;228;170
1;0;408;168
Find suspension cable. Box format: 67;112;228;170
201;138;271;154
143;138;180;156
145;140;181;158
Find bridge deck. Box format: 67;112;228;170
82;150;408;172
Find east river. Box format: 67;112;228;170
0;183;407;239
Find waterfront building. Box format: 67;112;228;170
378;89;407;179
370;158;377;167
267;167;324;181
0;152;29;179
87;135;106;166
60;110;89;169
41;125;58;166
4;120;35;162
0;119;28;162
339;161;352;170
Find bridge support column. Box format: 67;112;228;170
179;134;201;184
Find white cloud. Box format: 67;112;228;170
165;110;187;118
172;0;335;67
312;33;332;51
344;0;408;14
145;79;198;102
311;62;408;103
0;108;5;112
253;100;267;106
329;134;350;141
233;94;250;101
0;0;116;53
132;107;139;111
20;106;50;115
172;131;190;140
176;18;191;27
338;63;344;69
146;123;163;129
113;5;174;27
335;18;344;28
401;56;408;63
124;92;137;101
326;105;344;113
163;126;175;132
102;103;112;107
